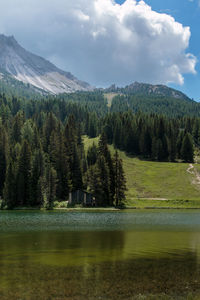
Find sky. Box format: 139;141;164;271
0;0;200;100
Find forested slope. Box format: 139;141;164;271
0;90;199;209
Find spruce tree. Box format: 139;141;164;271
113;151;126;207
71;144;83;191
87;143;98;166
21;120;34;146
139;127;152;157
167;125;176;162
3;161;15;209
0;127;8;196
30;148;46;207
43;113;58;152
88;112;98;138
98;133;115;205
11;111;24;144
176;131;185;159
87;165;103;205
49;129;71;200
96;155;111;206
45;164;57;210
180;133;194;163
16;140;32;206
113;117;123;149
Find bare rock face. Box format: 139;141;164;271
0;34;92;94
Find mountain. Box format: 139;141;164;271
104;82;200;117
105;82;191;101
0;34;92;95
0;68;48;99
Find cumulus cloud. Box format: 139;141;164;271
0;0;197;86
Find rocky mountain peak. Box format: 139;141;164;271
0;34;92;94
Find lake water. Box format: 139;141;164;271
1;210;200;299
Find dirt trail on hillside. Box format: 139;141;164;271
187;164;195;175
187;164;200;185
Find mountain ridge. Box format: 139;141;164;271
0;34;92;94
104;82;192;102
0;34;196;102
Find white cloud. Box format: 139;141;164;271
0;0;197;86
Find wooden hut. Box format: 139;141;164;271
68;190;96;207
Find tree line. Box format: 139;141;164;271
0;108;126;209
0;91;199;208
103;112;195;163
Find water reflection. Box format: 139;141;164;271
1;211;200;299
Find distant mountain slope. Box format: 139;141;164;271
102;82;200;117
0;70;45;99
0;34;92;94
110;94;200;117
105;82;191;101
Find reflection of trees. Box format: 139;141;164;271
0;250;200;299
0;230;126;299
81;251;200;299
2;225;200;299
1;230;200;299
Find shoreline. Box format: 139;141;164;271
2;198;200;211
1;206;200;211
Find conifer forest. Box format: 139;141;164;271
0;91;198;209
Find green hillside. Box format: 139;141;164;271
108;94;200;117
84;136;200;208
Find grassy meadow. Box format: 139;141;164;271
104;93;119;107
83;136;200;208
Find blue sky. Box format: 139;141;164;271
0;0;199;100
116;0;200;100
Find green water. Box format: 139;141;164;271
1;210;200;299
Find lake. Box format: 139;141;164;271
1;210;200;299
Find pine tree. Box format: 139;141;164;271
151;137;158;160
192;119;200;144
45;164;57;210
113;118;122;149
21;120;34;146
11;111;25;144
64;115;84;192
180;133;194;163
96;155;111;206
77;123;84;158
139;127;152;157
98;132;110;159
88;112;98;138
87;143;98;166
167;124;176;162
0;127;8;196
3;161;15;209
36;175;46;208
157;139;165;161
50;129;71;200
98;133;115;205
71;144;83;191
43;113;58;152
126;125;139;155
87;165;103;205
16;140;32;206
30;148;46;207
176;130;185;159
113;151;126;207
64;115;77;148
